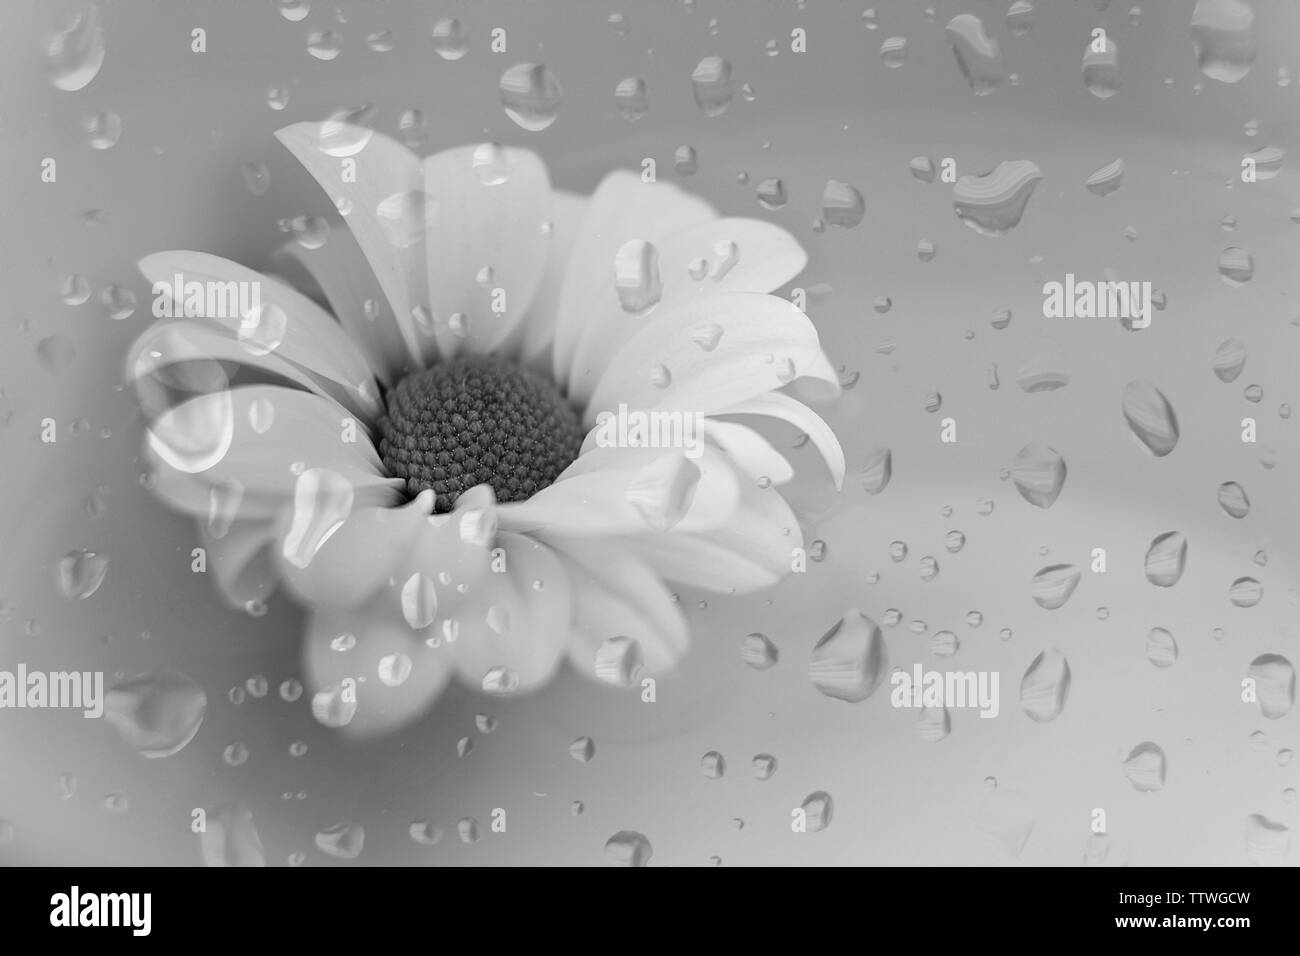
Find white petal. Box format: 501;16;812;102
556;543;690;675
448;532;572;693
418;144;552;359
586;292;840;425
138;251;382;421
146;385;401;504
714;391;845;489
303;598;455;738
704;419;794;486
271;232;414;386
616;478;803;593
566;217;806;406
275;122;426;369
518;189;587;365
497;445;739;538
550;171;714;392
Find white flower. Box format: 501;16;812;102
129;120;844;737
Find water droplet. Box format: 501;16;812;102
282;468;354;570
800;791;834;831
377;652;412;687
1144;532;1188;587
1243;813;1289;865
1218;246;1254;285
223;742;249;767
1192;0;1255;83
614;239;662;313
1212;338;1246;382
1031;565;1081;610
431;17;468;60
822;180;865;228
953;161;1042;236
241;161;270;197
266;86;290;110
500;63;562;131
1084;158;1125;197
932;630;960;658
279;679;303;702
1247;654;1294;718
104;670;207;757
409;820;443;845
1020;649;1070;722
43;6;105;92
1146;627;1179;667
399;572;438;630
1122;742;1167;791
569;736;595;763
1229;576;1263;608
751;754;777;780
236;302;288;357
605;830;652;866
278;0;310;22
809;609;888;703
1242;146;1284;180
1122;380;1179;457
83;110;121;149
740;632;779;670
1011;443;1067;509
918;705;951;743
57;549;108;599
100;284;137;320
481;666;519;695
593;635;643;687
691;56;733;116
1082;36;1122;98
756;177;787;210
306;31;342;61
310;684;357;728
614;77;649;121
674;145;698;176
879;36;908;67
700;751;725;779
945;15;1004;94
315;823;364;860
1216;480;1249;518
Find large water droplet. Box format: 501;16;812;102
945;15;1004;94
952;160;1041;236
1229;576;1262;608
822;179;865;228
605;830;652;866
43;6;105;92
1191;0;1255;84
1218;246;1254;285
104;670;207;758
1082;36;1122;98
431;17;468;60
809;609;888;703
1020;649;1070;722
57;549;108;599
614;77;649;121
500;63;562;131
1122;742;1166;791
1212;338;1246;382
1247;654;1294;718
400;572;438;630
237;302;288;356
1011;442;1067;508
691;56;733;116
1146;627;1178;667
594;635;643;686
1216;481;1250;518
1085;158;1125;196
315;823;365;859
311;684;357;728
740;632;779;670
1122;380;1179;457
1144;532;1188;587
1031;565;1081;610
614;239;662;313
859;447;892;495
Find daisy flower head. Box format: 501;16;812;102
129;119;845;737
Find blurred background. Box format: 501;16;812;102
0;0;1297;865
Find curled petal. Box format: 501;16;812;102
703;419;794;486
713;391;845;489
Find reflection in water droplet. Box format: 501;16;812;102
431;17;468;60
809;609;888;703
740;632;779;670
237;302;288;356
700;751;725;779
756;177;787;210
1011;443;1066;509
60;273;91;305
1020;649;1070;722
1144;532;1188;587
946;15;1004;95
500;63;562;131
306;31;342;61
605;830;652;866
1031;565;1081;610
1192;0;1255;84
43;6;105;92
691;56;733;116
822;180;865;228
1146;627;1178;667
1122;380;1179;457
801;791;834;831
1247;654;1294;718
1122;742;1167;792
104;670;207;757
315;823;364;859
57;550;108;599
953;160;1041;236
1082;36;1122;98
1229;576;1262;608
614;77;649;121
1218;246;1254;285
1085;158;1125;196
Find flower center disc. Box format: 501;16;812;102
379;355;584;512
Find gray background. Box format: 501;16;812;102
1;0;1297;865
